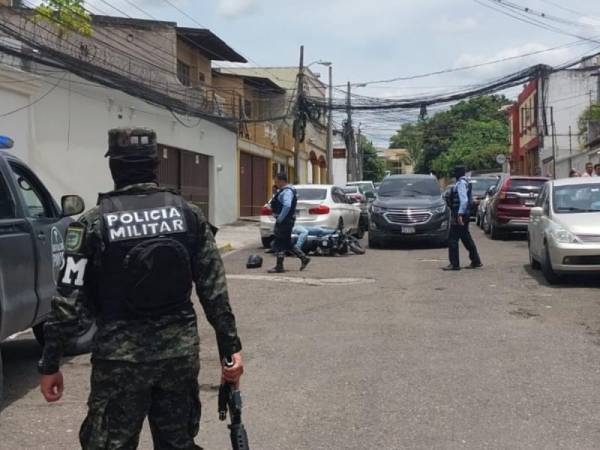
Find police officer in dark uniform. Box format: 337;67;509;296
268;172;310;273
444;165;483;271
39;128;244;449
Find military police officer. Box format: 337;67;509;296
444;165;483;271
39;128;244;449
268;172;310;273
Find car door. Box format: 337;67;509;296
332;187;353;231
0;159;38;340
8;161;70;320
529;183;548;259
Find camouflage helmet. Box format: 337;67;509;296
105;127;158;159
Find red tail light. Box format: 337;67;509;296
260;206;272;216
309;205;330;215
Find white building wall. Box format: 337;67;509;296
332;156;347;187
540;70;598;178
0;67;238;225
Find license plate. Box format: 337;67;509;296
402;226;416;234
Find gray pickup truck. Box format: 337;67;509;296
0;136;92;401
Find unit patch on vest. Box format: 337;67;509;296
104;207;187;242
59;255;88;288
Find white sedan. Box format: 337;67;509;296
260;185;362;248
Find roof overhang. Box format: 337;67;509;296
177;28;246;63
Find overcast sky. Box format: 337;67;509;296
84;0;600;144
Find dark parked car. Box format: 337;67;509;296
0;138;93;400
368;175;450;248
484;175;549;239
469;177;500;219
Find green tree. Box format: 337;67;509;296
578;103;600;147
431;119;508;176
389;122;424;169
35;0;92;37
389;95;511;175
359;135;385;182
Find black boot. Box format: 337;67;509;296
268;253;285;273
292;248;311;271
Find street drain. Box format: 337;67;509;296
227;274;375;286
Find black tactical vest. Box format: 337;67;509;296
271;186;297;225
447;179;473;217
94;188;198;321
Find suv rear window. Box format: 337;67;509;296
296;188;327;201
507;178;546;194
378;178;441;197
470;178;498;195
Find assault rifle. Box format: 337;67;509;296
218;357;250;450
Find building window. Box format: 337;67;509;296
177;60;191;87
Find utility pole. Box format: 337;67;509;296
293;45;304;185
326;65;334;184
569;125;573;170
550;106;557;179
345;81;356;182
357;123;363;180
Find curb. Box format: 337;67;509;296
218;242;234;253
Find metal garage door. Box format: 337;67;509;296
240;152;268;217
158;145;210;218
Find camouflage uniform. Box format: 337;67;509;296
39;183;242;450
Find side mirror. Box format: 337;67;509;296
530;206;544;218
487;187;496;196
61;195;85;217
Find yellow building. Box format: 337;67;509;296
380;148;414;175
213;70;294;217
218;67;329;186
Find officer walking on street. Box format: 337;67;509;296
268;172;310;273
39;128;244;449
444;165;483;271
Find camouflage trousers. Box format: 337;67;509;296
79;355;202;450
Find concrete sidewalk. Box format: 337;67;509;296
215;220;261;253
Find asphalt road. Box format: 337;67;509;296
2;228;600;449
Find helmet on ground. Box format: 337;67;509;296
246;254;263;269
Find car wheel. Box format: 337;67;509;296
482;214;490;234
261;236;273;249
541;244;561;285
528;239;541;270
490;221;503;240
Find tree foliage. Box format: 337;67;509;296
360;135;386;182
389;95;511;176
389;122;423;169
35;0;92;37
578;103;600;147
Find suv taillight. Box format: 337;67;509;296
309;205;330;215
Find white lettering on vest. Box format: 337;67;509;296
104;207;188;242
61;256;88;287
